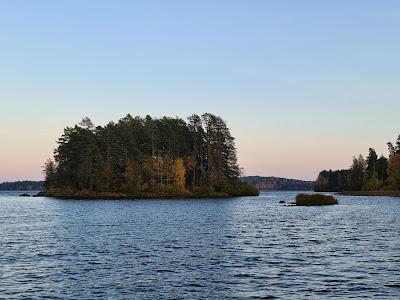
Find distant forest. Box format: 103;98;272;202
241;176;314;191
0;181;44;191
315;134;400;192
43;114;258;198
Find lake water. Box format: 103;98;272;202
0;191;399;299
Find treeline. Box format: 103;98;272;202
315;134;400;192
0;181;44;191
43;113;258;198
241;176;314;191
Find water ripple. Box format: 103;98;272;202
0;191;399;299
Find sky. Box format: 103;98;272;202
0;0;399;182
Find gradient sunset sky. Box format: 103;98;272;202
1;1;399;182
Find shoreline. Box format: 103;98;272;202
338;191;400;197
37;191;259;200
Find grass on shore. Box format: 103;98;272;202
40;182;259;200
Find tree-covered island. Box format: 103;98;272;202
43;113;259;199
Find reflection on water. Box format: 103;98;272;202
0;191;399;299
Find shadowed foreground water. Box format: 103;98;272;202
0;191;399;299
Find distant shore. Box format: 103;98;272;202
338;191;400;197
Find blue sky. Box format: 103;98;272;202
0;1;399;181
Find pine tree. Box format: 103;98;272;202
366;148;378;179
349;155;366;191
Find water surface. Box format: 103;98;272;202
1;191;399;299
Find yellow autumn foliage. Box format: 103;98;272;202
173;158;186;191
125;160;135;182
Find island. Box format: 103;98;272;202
42;113;259;199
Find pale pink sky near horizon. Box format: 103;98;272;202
0;113;397;183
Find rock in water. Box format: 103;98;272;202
295;194;338;206
33;192;45;197
19;193;31;197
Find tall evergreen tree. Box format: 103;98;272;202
366;148;378;179
376;155;388;181
349;155;366;191
187;114;207;187
387;135;400;155
202;113;240;187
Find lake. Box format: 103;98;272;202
0;191;399;299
